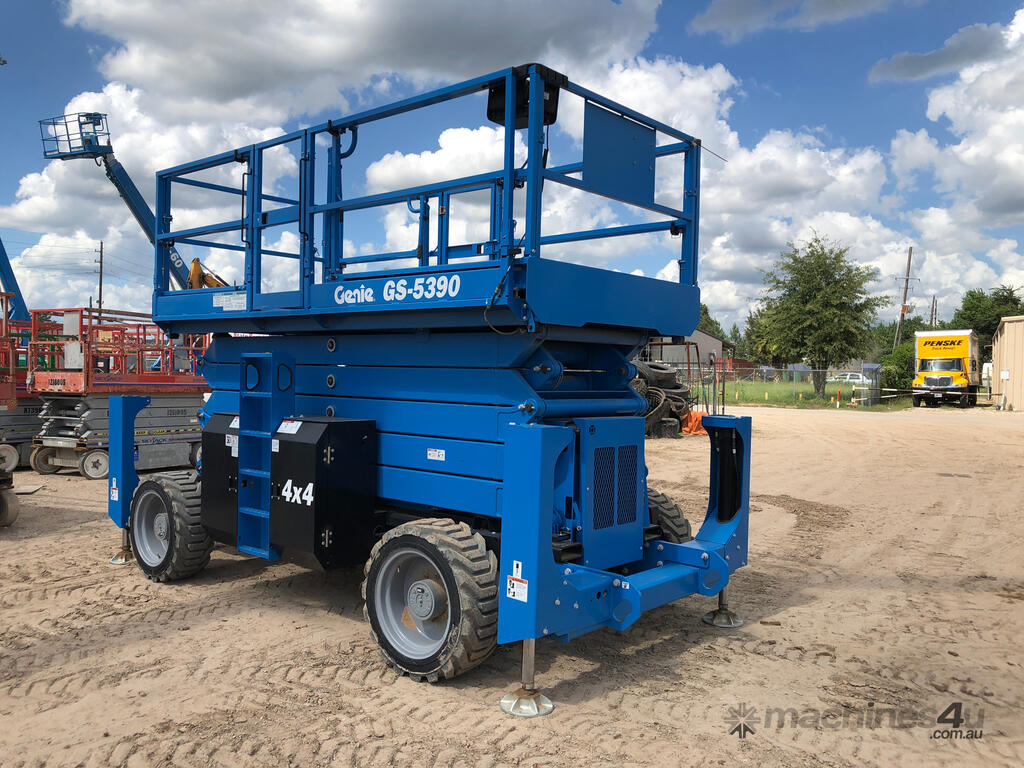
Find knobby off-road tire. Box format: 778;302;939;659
648;487;693;543
129;471;212;582
362;517;498;682
644;387;669;430
0;489;19;527
635;361;679;389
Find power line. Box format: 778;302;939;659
19;258;98;267
2;239;104;251
5;239;154;259
18;258;147;276
12;246;153;275
11;244;148;261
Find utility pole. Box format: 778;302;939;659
893;246;913;351
930;295;937;328
95;240;104;314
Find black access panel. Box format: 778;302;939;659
269;416;376;569
201;412;240;546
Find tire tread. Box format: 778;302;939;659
362;517;498;682
648;487;693;543
131;471;212;583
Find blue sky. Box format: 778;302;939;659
1;0;1022;329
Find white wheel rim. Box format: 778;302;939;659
373;546;451;660
0;445;18;472
133;489;171;566
81;451;109;479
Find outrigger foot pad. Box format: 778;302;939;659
500;688;554;717
110;548;133;565
110;530;133;565
702;589;743;628
500;638;554;717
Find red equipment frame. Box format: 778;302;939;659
0;294;17;408
27;308;208;395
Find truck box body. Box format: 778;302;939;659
913;330;980;406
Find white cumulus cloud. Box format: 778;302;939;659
0;1;1021;332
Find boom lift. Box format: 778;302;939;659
0;289;24;525
0;235;42;471
0;238;29;520
106;65;751;715
0;237;29;322
39;113;226;290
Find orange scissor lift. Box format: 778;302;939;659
0;292;37;525
0;292;46;474
26;307;208;479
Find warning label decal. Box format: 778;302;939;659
506;576;528;603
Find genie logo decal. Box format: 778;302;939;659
334;284;375;305
333;274;462;306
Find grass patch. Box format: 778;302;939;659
721;379;911;410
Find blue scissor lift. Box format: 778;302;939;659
106;64;751;716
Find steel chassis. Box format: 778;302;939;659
107;63;751;701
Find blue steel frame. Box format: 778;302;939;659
107;64;750;647
0;237;30;322
147;64;701;335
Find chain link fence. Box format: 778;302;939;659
651;363;901;407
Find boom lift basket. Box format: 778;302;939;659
40;112;113;161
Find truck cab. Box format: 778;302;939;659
912;330;981;407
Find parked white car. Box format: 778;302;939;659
830;372;871;385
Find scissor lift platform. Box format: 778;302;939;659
28;308;206;478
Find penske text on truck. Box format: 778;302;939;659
912;330;981;407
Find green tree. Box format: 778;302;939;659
728;322;741;348
951;285;1024;360
740;307;783;367
879;341;915;390
734;317;753;360
697;303;725;339
760;234;888;398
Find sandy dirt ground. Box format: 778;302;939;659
1;405;1022;767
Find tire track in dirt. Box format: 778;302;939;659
5;409;1024;768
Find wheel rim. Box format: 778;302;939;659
34;448;58;473
373;546;451;660
81;450;108;479
133;489;171;567
0;444;18;472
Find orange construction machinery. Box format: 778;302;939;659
23;307;208;479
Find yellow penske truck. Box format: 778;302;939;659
912;330;981;408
